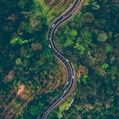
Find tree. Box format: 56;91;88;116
97;31;108;42
91;1;100;10
74;42;85;55
70;29;78;37
105;44;113;53
81;12;95;24
80;29;93;47
64;38;73;48
15;58;22;65
9;36;28;46
101;63;109;69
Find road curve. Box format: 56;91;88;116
37;0;84;119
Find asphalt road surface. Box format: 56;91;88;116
37;0;84;119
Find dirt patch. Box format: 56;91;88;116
17;84;25;96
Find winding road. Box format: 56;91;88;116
37;0;84;119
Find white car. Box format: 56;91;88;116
63;15;66;18
51;24;55;27
66;81;69;85
63;90;67;94
66;59;68;62
49;44;51;48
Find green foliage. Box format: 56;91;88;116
81;29;92;46
20;46;33;59
91;1;100;10
81;75;88;85
54;0;119;118
9;36;28;46
74;42;85;55
20;12;47;33
70;29;78;37
64;38;73;47
43;48;54;60
18;0;25;9
33;0;49;14
28;106;40;116
1;0;119;119
83;0;90;6
58;96;73;118
105;44;113;53
0;0;61;118
19;96;46;118
15;58;22;65
97;31;108;42
101;63;109;69
31;43;42;51
81;12;95;23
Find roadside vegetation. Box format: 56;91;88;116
53;0;119;118
0;0;70;118
0;0;119;119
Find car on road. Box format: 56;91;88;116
51;24;55;27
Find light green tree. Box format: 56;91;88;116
74;42;85;55
105;44;113;53
15;58;22;65
97;31;108;42
10;36;28;46
70;29;78;37
64;39;73;48
91;1;100;10
101;63;109;69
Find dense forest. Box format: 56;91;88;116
0;0;119;119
